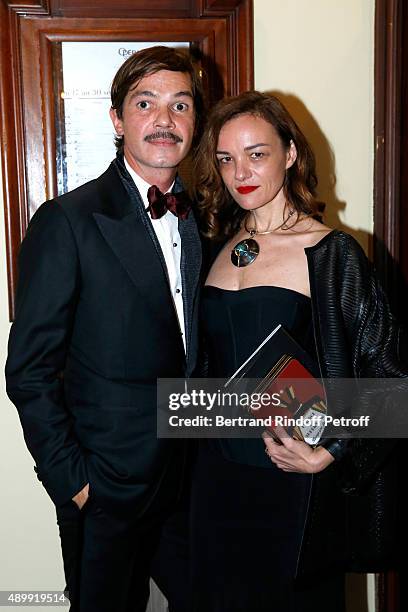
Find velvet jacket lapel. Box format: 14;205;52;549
91;156;201;368
178;204;201;359
92;159;184;355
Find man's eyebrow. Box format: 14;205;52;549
129;90;157;100
174;91;194;99
128;90;193;100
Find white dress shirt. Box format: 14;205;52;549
124;159;186;351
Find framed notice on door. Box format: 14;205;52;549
0;0;254;318
55;41;190;194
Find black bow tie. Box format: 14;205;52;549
146;185;191;220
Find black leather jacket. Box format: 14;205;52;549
297;229;407;576
202;228;406;575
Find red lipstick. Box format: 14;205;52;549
237;186;259;194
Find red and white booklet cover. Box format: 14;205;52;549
224;324;327;445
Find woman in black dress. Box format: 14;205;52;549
190;91;405;612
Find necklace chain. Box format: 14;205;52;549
231;207;298;268
244;208;296;236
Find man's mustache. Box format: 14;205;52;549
144;131;183;143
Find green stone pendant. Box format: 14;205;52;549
231;238;260;267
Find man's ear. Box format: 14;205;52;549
109;107;124;136
285;140;297;170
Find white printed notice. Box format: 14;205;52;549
59;41;189;194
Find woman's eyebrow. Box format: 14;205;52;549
245;143;270;150
216;143;270;155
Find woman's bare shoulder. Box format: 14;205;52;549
291;217;333;248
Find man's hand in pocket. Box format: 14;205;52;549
72;483;89;509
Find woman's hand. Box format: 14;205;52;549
262;428;335;474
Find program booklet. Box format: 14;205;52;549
224;324;327;445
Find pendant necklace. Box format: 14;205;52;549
230;208;296;268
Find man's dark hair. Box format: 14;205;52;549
110;45;205;152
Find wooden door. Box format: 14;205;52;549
374;1;408;610
0;0;254;318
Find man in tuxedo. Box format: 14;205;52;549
6;45;204;611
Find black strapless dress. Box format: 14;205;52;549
190;286;345;612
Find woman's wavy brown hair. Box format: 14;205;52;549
193;91;318;240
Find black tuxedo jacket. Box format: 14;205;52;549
6;155;202;514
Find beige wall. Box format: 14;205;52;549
254;2;376;610
254;0;375;253
0;1;376;610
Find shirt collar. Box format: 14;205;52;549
124;157;175;211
